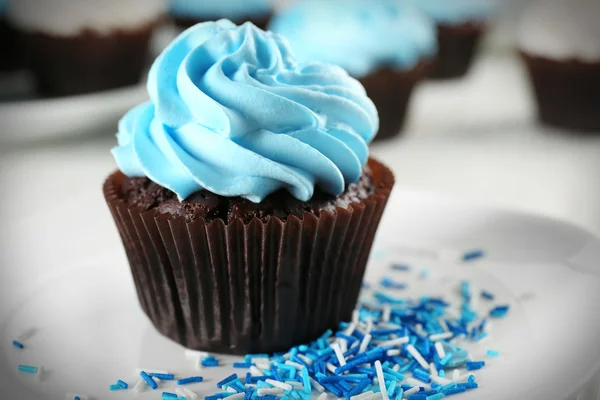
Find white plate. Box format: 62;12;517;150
1;189;600;400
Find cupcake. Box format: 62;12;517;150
269;0;436;140
407;0;498;79
7;0;167;96
518;0;600;132
0;0;17;71
104;20;395;354
170;0;273;31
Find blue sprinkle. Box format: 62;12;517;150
117;380;128;389
109;384;121;391
18;365;38;374
466;361;485;371
440;354;452;366
362;282;371;289
407;394;427;400
487;349;500;357
391;264;411;271
244;388;255;400
419;269;430;279
444;387;467;395
162;393;178;400
140;371;158;390
74;397;80;400
177;376;204;385
12;341;24;349
481;290;495;300
426;393;445;400
490;305;510;318
381;277;407;290
202;357;220;367
462;249;485;262
301;368;311;394
233;362;255;369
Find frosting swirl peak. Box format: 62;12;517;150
113;20;378;202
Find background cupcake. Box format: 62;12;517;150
104;20;394;353
270;0;437;140
407;0;498;79
7;0;167;96
518;0;600;133
0;0;18;71
170;0;274;31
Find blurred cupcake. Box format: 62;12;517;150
408;0;498;79
104;20;394;353
170;0;273;30
7;0;167;96
270;0;436;140
518;0;600;132
0;0;18;71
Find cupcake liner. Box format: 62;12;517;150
431;22;484;79
17;23;156;96
103;158;394;354
360;63;431;141
173;15;271;31
522;53;600;133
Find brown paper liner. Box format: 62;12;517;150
360;62;431;141
103;158;394;354
521;52;600;133
173;15;272;31
17;23;156;96
431;22;484;80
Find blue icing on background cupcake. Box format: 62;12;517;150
406;0;499;25
171;0;273;20
269;0;436;78
0;0;7;15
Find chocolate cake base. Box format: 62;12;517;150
359;62;431;141
103;158;394;354
17;24;155;97
174;15;271;31
431;22;484;80
522;53;600;133
0;18;19;71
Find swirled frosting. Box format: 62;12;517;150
112;20;378;203
171;0;273;20
269;0;436;78
406;0;498;25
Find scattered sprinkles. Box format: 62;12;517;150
12;340;25;349
462;250;485;262
178;376;204;385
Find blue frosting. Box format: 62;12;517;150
0;0;7;16
171;0;272;20
406;0;498;24
269;0;436;78
112;20;378;203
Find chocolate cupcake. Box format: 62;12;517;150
408;0;498;79
0;0;18;71
7;0;167;96
518;0;600;132
269;0;436;141
170;0;273;31
104;20;394;354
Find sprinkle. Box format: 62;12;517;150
419;269;430;279
426;394;444;400
300;368;311;394
429;332;453;342
136;368;170;375
12;341;24;349
434;342;446;359
310;377;325;392
178;376;204;385
486;350;500;358
109;384;121;391
462;250;485;262
331;343;346;367
406;345;429;370
374;361;389;400
265;379;292;391
162;393;178;400
480;291;495;300
466;361;485;371
18;365;38;374
391;264;410;271
489;305;510;318
140;371;158;390
151;373;175;380
218;374;239;389
117;380;128;389
380;277;407;290
377;336;410;348
359;334;372;353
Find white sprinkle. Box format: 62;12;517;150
227;387;238;393
340;339;348;354
377;336;409;348
386;349;401;356
406;377;428;387
350;391;373;400
404;387;421;396
284;381;304;390
364;391;383;400
331;343;346;366
266;379;292;391
326;363;337;374
132;379;146;394
36;366;45;382
374;361;389;400
185;350;208;360
406;344;429;370
182;387;199;400
228;394;245;400
359;334;372;353
310;377;325;393
467;353;474;362
285;361;304;370
429;363;438;377
431;376;453;385
136;368;169;375
434;342;446;359
176;388;187;399
439;319;450;332
392;364;401;372
352;310;360;325
258;388;284;396
297;354;313;365
256;362;270;370
345;322;357;336
317;393;328;400
429;332;453;341
366;318;374;333
484;321;492;333
281;352;292;360
457;374;472;383
251;366;264;376
452;369;460;382
382;305;392;322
